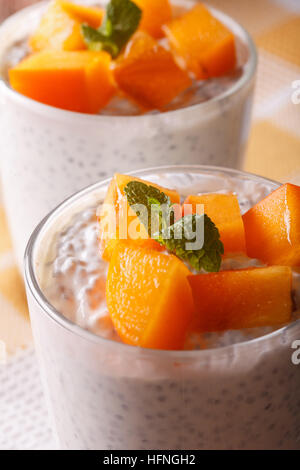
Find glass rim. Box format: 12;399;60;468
0;0;257;122
24;164;300;360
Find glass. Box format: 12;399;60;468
0;0;257;271
25;165;300;450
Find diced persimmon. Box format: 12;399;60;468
9;51;115;113
60;1;103;26
163;4;236;79
103;173;181;205
99;173;180;260
188;266;292;332
183;193;246;255
102;237;163;262
29;0;103;52
114;32;192;110
106;241;194;349
243;183;300;266
134;0;172;38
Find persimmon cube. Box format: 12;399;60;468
9;51;115;113
183;193;246;254
243;183;300;266
106;241;194;350
188;266;292;332
114;32;192;110
29;0;103;52
60;1;103;26
134;0;172;38
163;4;236;79
99;173;180;260
101;237;163;263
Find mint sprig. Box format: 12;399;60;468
124;181;174;236
81;0;142;58
81;25;119;57
124;181;224;272
161;214;224;272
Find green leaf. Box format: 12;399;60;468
81;0;142;58
124;181;172;237
124;181;224;272
162;214;224;273
106;0;142;48
81;25;118;56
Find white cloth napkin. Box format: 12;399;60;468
0;348;56;450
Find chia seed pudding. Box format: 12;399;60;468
0;0;256;271
25;167;300;450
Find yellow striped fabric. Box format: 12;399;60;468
210;0;300;183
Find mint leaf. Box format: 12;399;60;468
106;0;142;48
81;25;118;57
124;181;173;236
124;181;170;208
81;0;142;58
124;181;224;272
162;214;224;272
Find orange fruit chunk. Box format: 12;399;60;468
134;0;172;39
60;1;103;26
243;183;300;266
9;51;115;113
163;3;236;79
183;193;246;255
114;32;192;110
102;237;163;263
188;266;292;332
99;173;180;261
29;0;104;52
106;241;194;349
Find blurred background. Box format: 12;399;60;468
209;0;300;185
